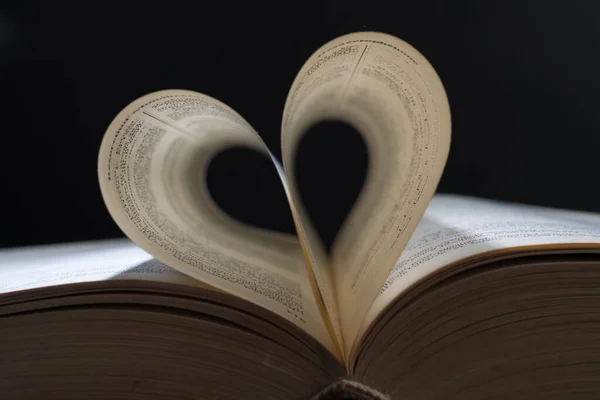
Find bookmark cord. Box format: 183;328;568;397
310;379;390;400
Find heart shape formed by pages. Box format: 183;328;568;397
98;32;451;362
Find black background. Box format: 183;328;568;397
1;0;599;249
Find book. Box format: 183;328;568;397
2;31;600;399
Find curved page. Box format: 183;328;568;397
98;90;335;355
281;32;451;356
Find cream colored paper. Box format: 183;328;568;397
281;32;451;355
97;32;452;362
98;91;335;355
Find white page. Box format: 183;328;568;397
0;239;204;294
362;194;600;337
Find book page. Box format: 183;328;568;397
0;239;209;294
98;91;335;355
281;32;451;355
359;194;600;340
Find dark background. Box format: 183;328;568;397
1;0;599;249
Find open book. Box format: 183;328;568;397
2;32;600;399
